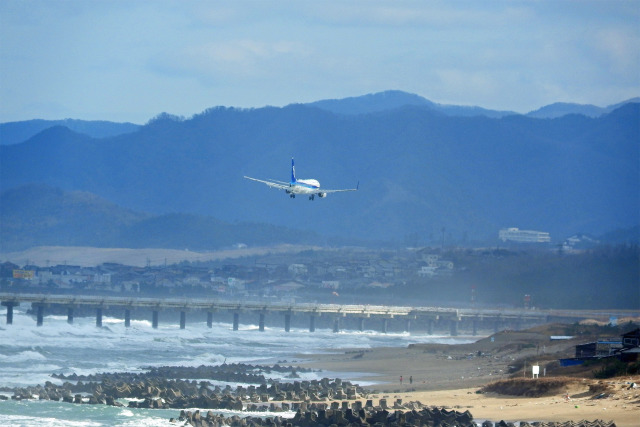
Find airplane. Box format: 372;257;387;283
244;158;358;200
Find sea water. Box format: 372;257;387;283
0;305;474;426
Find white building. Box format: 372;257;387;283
499;227;551;243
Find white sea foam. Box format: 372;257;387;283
0;306;479;425
0;414;102;427
0;350;47;362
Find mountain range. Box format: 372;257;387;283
0;119;140;146
2;91;638;144
1;91;638;251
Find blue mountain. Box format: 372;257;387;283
0;119;140;145
1;94;638;248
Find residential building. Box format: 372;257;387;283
499;227;551;243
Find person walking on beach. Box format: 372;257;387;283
400;375;403;385
409;375;413;385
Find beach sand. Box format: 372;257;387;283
295;331;640;426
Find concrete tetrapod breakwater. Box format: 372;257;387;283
171;407;617;426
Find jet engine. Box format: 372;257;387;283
318;192;327;198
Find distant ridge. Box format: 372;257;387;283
308;90;640;119
3;93;637;144
0;118;140;145
307;90;516;118
526;97;640;119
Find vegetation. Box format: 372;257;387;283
481;377;577;397
593;358;640;379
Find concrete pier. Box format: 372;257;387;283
180;311;186;329
259;313;265;332
96;308;103;327
1;292;584;334
124;309;131;327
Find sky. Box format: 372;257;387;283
1;0;639;124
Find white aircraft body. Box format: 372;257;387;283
244;158;358;200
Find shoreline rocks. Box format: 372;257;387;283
4;364;370;411
171;407;617;427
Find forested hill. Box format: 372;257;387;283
1;96;638;246
0;119;139;145
0;184;321;252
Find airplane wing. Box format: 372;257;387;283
321;187;358;193
244;176;291;190
321;181;360;193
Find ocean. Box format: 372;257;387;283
0;304;474;426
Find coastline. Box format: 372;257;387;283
294;335;640;426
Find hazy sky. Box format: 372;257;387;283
1;0;638;123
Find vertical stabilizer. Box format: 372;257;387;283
291;158;296;183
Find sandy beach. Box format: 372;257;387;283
295;329;640;426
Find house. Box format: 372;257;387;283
575;341;622;358
620;328;640;362
564;328;640;366
622;328;640;349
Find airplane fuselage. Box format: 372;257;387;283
289;178;320;194
244;158;357;200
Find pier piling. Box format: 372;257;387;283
2;301;17;325
427;319;434;335
207;311;213;328
124;309;131;327
152;310;159;329
96;308;102;327
36;305;44;326
180;311;186;329
449;318;458;336
284;313;291;332
233;312;239;331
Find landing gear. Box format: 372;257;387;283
290;194;295;198
309;195;315;201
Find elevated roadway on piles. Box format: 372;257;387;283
1;293;637;335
